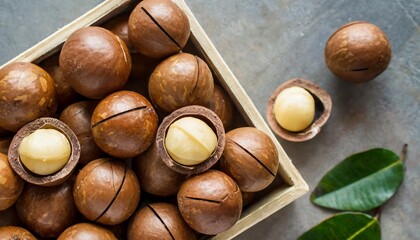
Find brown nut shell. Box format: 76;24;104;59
177;170;242;235
73;158;141;225
128;0;190;58
207;85;234;130
0;138;11;155
16;180;78;238
8;117;80;186
0;62;58;132
0;153;24;211
127;202;196;240
325;21;392;83
91;90;158;158
59;26;131;99
103;13;133;51
220;127;279;192
0;206;21;227
134;141;187;197
241;191;256;207
266;78;332;142
0;226;37;240
40;53;80;109
60;101;103;165
58;223;117;240
157;105;225;175
149;53;214;113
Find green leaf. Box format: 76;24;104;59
311;148;404;211
298;212;380;240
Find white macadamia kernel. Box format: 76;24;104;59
273;86;315;132
165;117;217;166
18;128;71;175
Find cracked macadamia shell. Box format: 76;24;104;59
73;158;141;225
0;226;37;240
58;223;117;240
149;53;214;113
0;152;24;211
60;101;103;165
59;26;131;99
8;117;81;186
325;21;391;83
127;202;196;240
177;170;242;235
91;90;158;158
0;62;57;132
220;127;279;192
16;180;78;238
207;85;234;130
134;141;187;197
128;0;190;58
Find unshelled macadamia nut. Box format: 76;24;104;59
220;127;279;192
128;0;190;58
18;129;71;175
177;170;242;235
149;53;214;113
58;223;117;240
60;26;132;99
127;203;196;240
325;21;391;83
16;180;78;238
0;226;37;240
0;62;57;132
165;117;217;166
0;152;24;211
273;86;315;132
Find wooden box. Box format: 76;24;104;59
2;0;308;239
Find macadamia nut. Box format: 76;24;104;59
273;86;315;132
18;129;71;175
165;117;217;166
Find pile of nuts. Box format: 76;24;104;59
0;0;281;239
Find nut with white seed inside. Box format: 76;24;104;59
165;117;217;166
274;86;315;132
18;129;71;175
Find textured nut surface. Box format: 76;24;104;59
60;101;103;165
220;127;279;192
165;117;218;166
134;141;186;197
59;26;131;99
149;53;214;113
0;226;37;240
207;85;233;130
103;14;133;51
273;86;315;132
325;21;391;83
58;223;117;240
128;0;190;58
127;202;196;240
0;153;23;211
16;180;78;238
91;90;158;158
177;170;242;235
40;53;80;109
73;158;141;225
0;62;57;132
8;117;80;186
18;128;71;175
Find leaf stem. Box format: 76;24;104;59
373;207;381;222
400;144;408;163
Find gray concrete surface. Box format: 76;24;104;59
0;0;419;239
